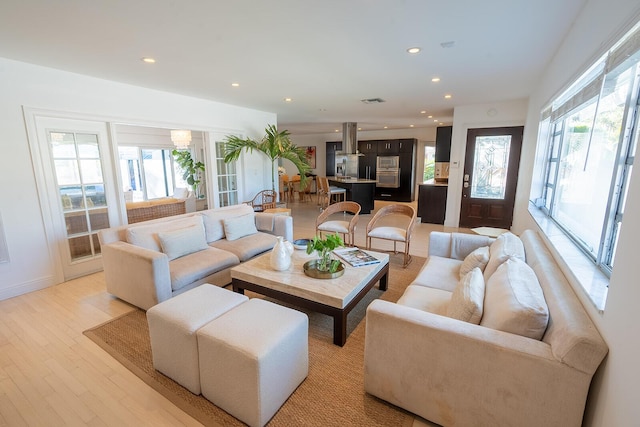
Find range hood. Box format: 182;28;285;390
337;122;359;155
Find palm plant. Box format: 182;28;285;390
223;124;311;192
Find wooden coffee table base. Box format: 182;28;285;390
232;263;388;346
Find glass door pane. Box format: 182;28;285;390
50;131;110;262
215;140;238;207
470;135;512;199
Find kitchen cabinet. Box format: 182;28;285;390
358;140;377;154
359;154;376;180
325;141;342;177
377;139;400;155
327;178;376;214
435;126;452;162
417;184;448;224
374;139;416;202
398;138;415;153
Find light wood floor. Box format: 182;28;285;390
0;199;461;426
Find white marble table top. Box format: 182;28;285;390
230;248;389;309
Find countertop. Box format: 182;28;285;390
420;180;448;187
328;177;377;184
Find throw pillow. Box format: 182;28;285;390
223;213;258;241
446;267;485;324
483;231;525;280
480;257;549;340
459;246;490;279
200;204;254;242
157;222;209;260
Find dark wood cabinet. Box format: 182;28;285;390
417;184;448;224
377;139;400;155
398;139;415;153
327;179;376;214
358;141;377;154
359;154;376;180
325;141;342;177
435;126;452;162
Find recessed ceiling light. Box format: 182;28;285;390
420;110;427;114
384;126;388;129
335;129;339;132
428;115;433;118
141;57;156;63
406;47;421;54
444;94;452;99
409;124;414;128
434;119;438;122
439;122;444;125
431;77;440;82
231;82;240;87
284;98;292;102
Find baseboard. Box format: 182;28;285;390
0;276;56;301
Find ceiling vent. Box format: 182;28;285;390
360;98;386;104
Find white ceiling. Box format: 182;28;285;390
0;0;586;134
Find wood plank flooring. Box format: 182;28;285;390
0;199;457;426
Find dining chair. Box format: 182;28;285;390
366;204;416;267
316;201;361;246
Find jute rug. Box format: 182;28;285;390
84;255;426;426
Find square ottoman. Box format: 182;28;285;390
197;298;308;427
146;284;248;394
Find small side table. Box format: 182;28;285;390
264;207;291;216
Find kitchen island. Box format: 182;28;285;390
328;177;376;214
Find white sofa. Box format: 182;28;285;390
364;229;608;427
98;203;293;310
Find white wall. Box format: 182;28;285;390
444;99;529;227
0;57;275;300
511;1;640;425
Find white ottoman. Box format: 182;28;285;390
197;299;308;427
146;284;248;394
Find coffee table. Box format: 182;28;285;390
231;249;389;346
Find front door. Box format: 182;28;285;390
459;126;523;229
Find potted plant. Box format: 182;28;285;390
306;233;344;273
222;124;311;192
172;149;205;196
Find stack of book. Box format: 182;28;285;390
334;248;381;267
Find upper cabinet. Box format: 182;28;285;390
358;140;378;154
435;126;452;162
378;140;400;155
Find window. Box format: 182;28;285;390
118;146;187;202
423;145;436;181
534;22;640;296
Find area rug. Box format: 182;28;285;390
84;255;425;426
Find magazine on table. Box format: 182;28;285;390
334;247;381;267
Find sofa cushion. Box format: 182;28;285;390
126;215;204;252
210;232;277;262
447;267;485;324
223;213;259;241
200;204;254;243
169;247;240;291
480;257;549;340
158;222;209;260
450;232;494;260
397;285;452;316
410;256;462;292
483;232;525;281
459;246;490;279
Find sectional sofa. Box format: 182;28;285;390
98;203;293;310
364;229;608;427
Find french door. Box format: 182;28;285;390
33;117;119;280
459;126;523;229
